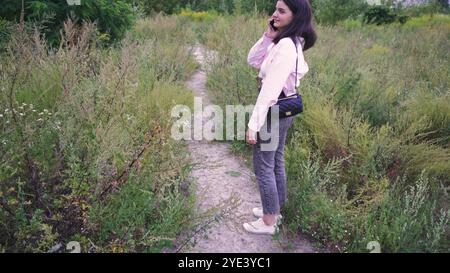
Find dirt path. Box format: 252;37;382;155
179;44;317;253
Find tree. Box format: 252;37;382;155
0;0;135;45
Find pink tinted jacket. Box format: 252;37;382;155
247;33;309;132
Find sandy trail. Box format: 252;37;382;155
179;44;316;253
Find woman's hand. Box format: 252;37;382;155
265;18;279;39
246;128;257;145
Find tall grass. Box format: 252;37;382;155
199;13;449;252
0;16;197;252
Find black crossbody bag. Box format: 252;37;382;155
274;38;303;118
259;38;304;119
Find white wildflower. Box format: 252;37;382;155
37;118;43;122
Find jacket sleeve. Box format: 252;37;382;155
247;33;273;69
248;39;297;132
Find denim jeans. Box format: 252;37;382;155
252;113;296;215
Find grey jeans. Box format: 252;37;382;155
252;113;296;215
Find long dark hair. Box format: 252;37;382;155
272;0;317;51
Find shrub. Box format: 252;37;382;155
0;18;12;52
354;171;449;252
363;5;410;25
0;0;135;46
311;0;368;25
179;8;219;23
0;16;197;252
198;14;450;252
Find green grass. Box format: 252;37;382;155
1;12;448;253
198;13;450;252
0;16;198;252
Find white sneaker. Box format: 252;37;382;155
243;218;278;235
252;207;282;224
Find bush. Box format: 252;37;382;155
0;16;197;252
363;5;409;25
0;18;12;52
127;0;189;15
354;171;449;252
210;0;271;15
179;8;219;22
0;0;135;46
198;14;450;252
311;0;368;25
128;0;280;16
401;0;450;17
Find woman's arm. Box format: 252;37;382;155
247;33;273;69
248;39;297;132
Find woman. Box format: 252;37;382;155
244;0;317;235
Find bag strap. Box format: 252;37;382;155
294;37;299;91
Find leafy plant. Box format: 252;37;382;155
363;5;409;25
0;0;135;46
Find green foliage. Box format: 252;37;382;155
179;8;219;23
310;0;449;26
199;14;450;252
0;18;12;52
0;0;135;46
127;0;189;15
401;0;450;16
128;0;277;16
362;5;409;25
311;0;369;25
183;0;263;14
89;134;195;252
233;0;243;15
403;13;450;27
354;171;449;252
0;16;197;252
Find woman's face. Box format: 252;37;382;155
271;1;294;31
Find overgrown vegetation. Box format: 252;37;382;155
199;13;449;252
126;0;278;15
1;0;449;253
0;15;198;252
0;0;135;48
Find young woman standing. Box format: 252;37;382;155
244;0;317;235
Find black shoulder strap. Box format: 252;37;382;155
294;37;299;91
